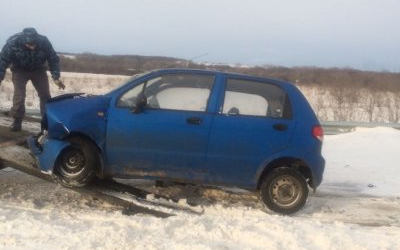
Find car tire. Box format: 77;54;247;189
53;137;99;187
260;167;308;215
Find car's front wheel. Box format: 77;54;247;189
53;137;99;187
260;167;308;215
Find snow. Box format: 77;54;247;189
322;127;400;197
60;54;76;60
0;120;399;249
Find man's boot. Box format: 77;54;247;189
10;118;22;132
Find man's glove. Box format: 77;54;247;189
53;79;65;90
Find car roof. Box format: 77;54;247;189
149;68;294;87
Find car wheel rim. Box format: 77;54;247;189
270;175;302;208
59;148;86;177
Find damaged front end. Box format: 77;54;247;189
28;93;110;175
28;132;71;174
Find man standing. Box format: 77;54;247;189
0;27;65;131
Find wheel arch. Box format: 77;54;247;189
257;157;314;190
60;132;105;178
63;132;97;146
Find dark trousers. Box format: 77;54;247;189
11;69;51;119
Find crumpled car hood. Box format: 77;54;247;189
44;93;111;148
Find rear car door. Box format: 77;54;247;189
207;77;296;187
105;72;216;181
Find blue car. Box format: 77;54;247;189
29;69;325;214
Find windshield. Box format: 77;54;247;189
104;71;149;97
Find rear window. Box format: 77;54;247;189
222;79;292;119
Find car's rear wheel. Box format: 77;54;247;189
53;137;99;187
260;167;308;215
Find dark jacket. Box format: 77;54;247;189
0;32;60;81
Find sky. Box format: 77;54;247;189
1;0;400;72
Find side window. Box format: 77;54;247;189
117;82;144;108
222;79;291;118
117;73;215;112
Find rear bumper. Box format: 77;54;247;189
309;154;325;188
28;136;71;174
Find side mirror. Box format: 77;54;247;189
131;92;147;113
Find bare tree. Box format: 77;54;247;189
387;92;400;123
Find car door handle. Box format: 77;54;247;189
186;117;203;125
273;123;288;131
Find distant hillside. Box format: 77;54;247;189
59;53;186;75
2;52;399;123
59;53;400;92
58;53;400;123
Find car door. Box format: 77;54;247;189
206;77;296;187
105;72;216;181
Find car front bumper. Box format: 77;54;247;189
28;135;71;174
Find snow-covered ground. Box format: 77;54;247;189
0;117;399;249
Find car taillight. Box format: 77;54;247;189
312;125;324;142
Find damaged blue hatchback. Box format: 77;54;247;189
29;69;325;214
